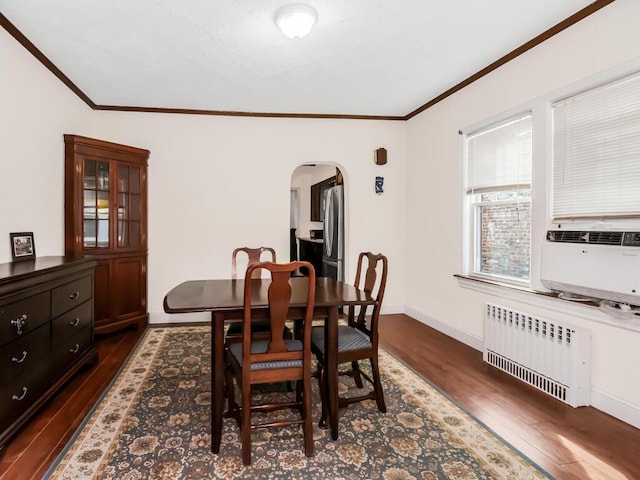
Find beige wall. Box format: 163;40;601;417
0;27;92;259
405;0;640;426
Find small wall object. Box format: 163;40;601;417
10;232;36;262
374;148;387;165
375;176;384;194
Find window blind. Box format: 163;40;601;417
467;113;532;194
552;72;640;221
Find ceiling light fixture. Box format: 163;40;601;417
275;4;317;39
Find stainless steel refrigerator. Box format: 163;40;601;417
322;184;344;281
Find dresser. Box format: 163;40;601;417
0;256;97;448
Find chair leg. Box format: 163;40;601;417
224;364;235;418
241;380;252;465
295;379;303;403
303;374;313;457
351;360;364;388
317;363;328;429
293;320;303;340
370;355;386;413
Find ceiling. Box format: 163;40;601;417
0;0;606;118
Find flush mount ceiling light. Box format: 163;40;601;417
275;4;317;39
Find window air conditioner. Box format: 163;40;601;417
540;230;640;307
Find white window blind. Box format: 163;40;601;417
552;72;640;221
467;113;532;194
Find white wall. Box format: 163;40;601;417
405;0;640;427
89;112;407;322
0;27;92;262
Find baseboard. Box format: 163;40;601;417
591;388;640;429
403;307;483;351
149;311;210;324
380;304;404;315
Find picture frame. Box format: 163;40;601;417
10;232;36;262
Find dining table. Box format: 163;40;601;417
163;276;377;452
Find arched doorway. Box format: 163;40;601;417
290;164;344;281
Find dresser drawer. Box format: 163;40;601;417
52;301;92;341
0;360;50;433
0;292;50;346
0;324;50;386
52;326;92;370
52;275;92;318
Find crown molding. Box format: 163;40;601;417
1;0;615;121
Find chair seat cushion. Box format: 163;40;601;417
311;325;372;353
229;340;303;370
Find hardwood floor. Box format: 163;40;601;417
1;314;638;479
379;314;640;480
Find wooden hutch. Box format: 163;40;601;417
64;135;149;334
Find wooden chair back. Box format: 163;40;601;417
348;252;388;346
242;261;315;375
231;247;276;279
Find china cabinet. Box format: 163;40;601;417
64;135;149;334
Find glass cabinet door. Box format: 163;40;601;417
83;159;110;248
117;164;142;248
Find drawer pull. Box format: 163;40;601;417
12;387;28;401
69;318;80;327
11;351;28;363
70;344;80;354
10;314;27;335
69;291;80;300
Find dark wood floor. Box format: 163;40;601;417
379;314;640;480
1;314;638;479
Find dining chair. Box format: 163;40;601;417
311;252;388;428
224;261;316;465
231;246;276;280
225;247;277;343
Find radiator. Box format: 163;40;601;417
483;303;591;407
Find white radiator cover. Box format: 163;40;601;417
483;303;591;407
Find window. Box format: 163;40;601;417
466;113;532;282
552;72;640;222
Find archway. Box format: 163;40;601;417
290;164;344;281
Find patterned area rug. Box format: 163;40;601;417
45;326;551;479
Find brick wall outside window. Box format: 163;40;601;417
480;203;530;279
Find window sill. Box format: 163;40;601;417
454;274;640;333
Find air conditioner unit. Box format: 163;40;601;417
540;230;640;307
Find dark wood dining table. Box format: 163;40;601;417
163;276;377;452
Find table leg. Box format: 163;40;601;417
325;306;339;440
211;311;225;453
